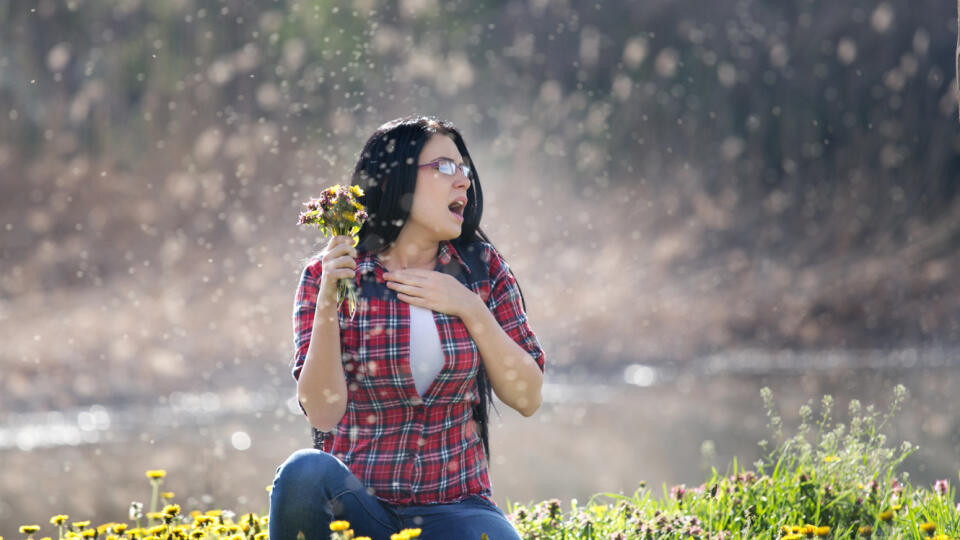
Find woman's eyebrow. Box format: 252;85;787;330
429;155;465;164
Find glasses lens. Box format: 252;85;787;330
438;159;456;175
461;164;473;179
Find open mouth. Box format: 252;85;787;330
448;200;465;221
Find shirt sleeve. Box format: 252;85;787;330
292;261;320;381
485;245;546;373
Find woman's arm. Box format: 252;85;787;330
297;300;349;432
292;237;357;432
461;299;544;417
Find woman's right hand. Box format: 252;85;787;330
317;235;357;311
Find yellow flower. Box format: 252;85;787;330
190;532;205;540
878;510;894;522
349;185;364;198
19;526;41;535
113;525;127;534
931;535;950;540
919;522;937;535
858;525;873;537
782;535;803;540
254;534;268;540
146;513;164;521
204;510;222;518
814;526;830;536
50;516;69;526
80;530;95;538
163;504;181;517
161;492;175;500
823;455;840;463
330;520;351;532
146;470;167;480
72;522;90;530
802;524;816;536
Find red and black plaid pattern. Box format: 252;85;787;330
292;240;546;506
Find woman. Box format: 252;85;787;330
270;116;546;540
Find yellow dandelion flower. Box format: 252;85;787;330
145;470;166;480
919;522;937;535
349;185;364;198
146;513;164;521
931;535;950;540
80;529;95;538
204;510;222;518
148;526;166;536
858;525;873;537
226;525;241;534
823;455;840;463
330;520;351;532
190;532;205;540
19;526;41;535
113;525;127;534
50;516;69;526
65;533;80;540
254;534;268;540
878;510;894;522
72;522;90;530
815;526;830;536
891;503;903;511
161;492;175;500
163;504;181;517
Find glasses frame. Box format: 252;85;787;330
417;158;474;180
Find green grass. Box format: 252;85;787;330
503;385;959;539
13;385;960;540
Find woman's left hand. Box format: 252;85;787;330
383;269;481;319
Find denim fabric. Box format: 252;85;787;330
269;449;523;540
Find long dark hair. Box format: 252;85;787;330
346;115;526;461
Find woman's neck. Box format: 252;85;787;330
378;233;440;271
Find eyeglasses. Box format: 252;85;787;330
418;158;473;180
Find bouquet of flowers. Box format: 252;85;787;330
297;184;368;319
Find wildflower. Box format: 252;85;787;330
71;522;90;531
823;455;840;463
161;492;175;500
129;502;144;521
145;470;167;480
934;479;949;497
858;525;873;537
932;535;951;540
919;522;936;536
189;532;204;540
329;521;350;532
113;525;127;534
878;510;894;522
145;513;164;522
814;526;830;536
254;534;267;540
19;526;41;535
50;516;69;526
163;505;180;518
297;184;368;318
80;530;94;539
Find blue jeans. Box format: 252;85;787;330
269;449;523;540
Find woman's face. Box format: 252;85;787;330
405;134;472;242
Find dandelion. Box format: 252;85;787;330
878;510;894;522
71;523;89;531
129;502;144;522
145;470;166;480
297;184;368;318
49;517;68;527
19;526;41;535
161;492;175;500
823;455;840;463
163;504;181;519
858;525;873;537
814;526;830;536
329;521;350;532
919;522;937;536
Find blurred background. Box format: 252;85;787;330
2;0;960;533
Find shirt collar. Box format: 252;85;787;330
356;239;471;281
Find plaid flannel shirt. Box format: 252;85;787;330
292;239;546;506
